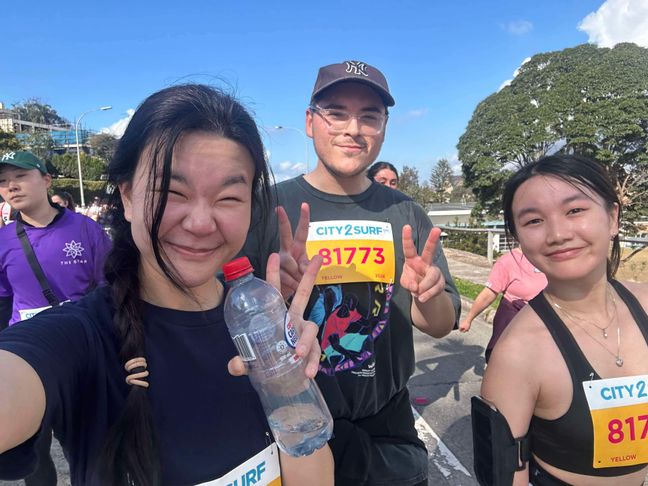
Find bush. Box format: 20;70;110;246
51;178;110;205
443;230;489;257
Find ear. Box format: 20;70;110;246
305;109;314;138
119;182;133;222
43;173;53;189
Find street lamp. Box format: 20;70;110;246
274;126;310;172
75;106;112;208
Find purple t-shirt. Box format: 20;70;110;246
0;208;111;324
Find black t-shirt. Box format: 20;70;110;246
0;286;272;485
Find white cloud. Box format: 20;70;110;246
498;57;532;91
506;20;534;35
578;0;648;48
272;160;307;181
394;108;429;123
100;109;135;138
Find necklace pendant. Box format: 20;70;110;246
616;357;624;367
603;329;608;339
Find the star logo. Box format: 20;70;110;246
63;240;85;259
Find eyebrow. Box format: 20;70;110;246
169;172;249;188
515;193;592;219
319;102;384;113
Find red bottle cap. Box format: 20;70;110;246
222;257;254;282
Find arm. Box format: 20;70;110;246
480;327;540;486
459;287;498;333
0;350;45;453
401;226;455;337
279;446;334;486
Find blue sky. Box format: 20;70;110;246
2;0;646;182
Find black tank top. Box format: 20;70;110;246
528;280;648;476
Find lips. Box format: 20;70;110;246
546;247;583;260
167;242;218;258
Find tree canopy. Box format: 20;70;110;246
458;42;648;226
89;133;118;162
0;131;22;152
12;98;69;126
51;153;106;181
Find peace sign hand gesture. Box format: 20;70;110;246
228;252;323;379
400;226;446;302
277;203;311;301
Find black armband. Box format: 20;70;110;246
471;395;530;486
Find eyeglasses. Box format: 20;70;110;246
309;105;388;135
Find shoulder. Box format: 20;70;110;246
616;280;648;310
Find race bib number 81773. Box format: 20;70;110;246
306;220;395;285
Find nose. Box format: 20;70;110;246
182;200;217;235
343;116;361;136
545;217;572;245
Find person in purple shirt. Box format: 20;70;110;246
0;150;111;485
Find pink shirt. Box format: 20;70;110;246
486;248;547;303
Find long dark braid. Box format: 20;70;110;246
96;84;272;484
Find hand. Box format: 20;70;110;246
229;252;324;379
400;226;446;303
458;319;472;333
277;203;310;301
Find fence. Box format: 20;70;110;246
437;225;648;265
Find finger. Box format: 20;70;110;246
420;227;442;265
265;253;281;292
295;320;320;366
415;273;446;303
288;255;322;317
228;356;248;376
401;225;418;260
277;206;294;253
292;203;310;257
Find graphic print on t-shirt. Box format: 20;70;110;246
305;220;395;377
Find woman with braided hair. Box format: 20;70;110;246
0;84;333;485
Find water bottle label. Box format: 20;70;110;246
283;312;298;349
232;333;257;362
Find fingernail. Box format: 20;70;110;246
297;344;306;355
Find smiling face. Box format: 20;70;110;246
0;166;51;214
120;131;255;301
511;174;619;283
306;82;386;181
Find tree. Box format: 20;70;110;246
12;98;69;126
0;131;22;152
399;165;433;208
51;153;106;180
430;158;454;202
89;133;118;162
458;43;648;226
22;132;55;162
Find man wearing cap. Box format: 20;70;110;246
0;150;111;484
244;61;460;485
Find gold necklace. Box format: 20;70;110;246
546;291;624;367
550;286;615;339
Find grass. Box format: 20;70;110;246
454;277;501;309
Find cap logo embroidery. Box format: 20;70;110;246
345;61;369;77
1;152;16;161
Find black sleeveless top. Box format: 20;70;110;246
528;280;648;477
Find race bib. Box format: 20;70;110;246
18;305;52;321
196;443;281;486
306;220;395;284
583;374;648;468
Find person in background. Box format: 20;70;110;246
0;199;14;227
0;85;333;486
459;247;547;362
244;60;460;486
478;154;648;485
0;150;111;485
367;161;399;188
51;190;76;213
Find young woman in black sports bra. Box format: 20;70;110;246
481;155;648;485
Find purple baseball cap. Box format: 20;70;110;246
311;60;395;107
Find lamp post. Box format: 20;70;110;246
75;106;112;208
274;126;309;172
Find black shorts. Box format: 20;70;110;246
529;460;571;486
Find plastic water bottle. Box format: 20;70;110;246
223;256;333;457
